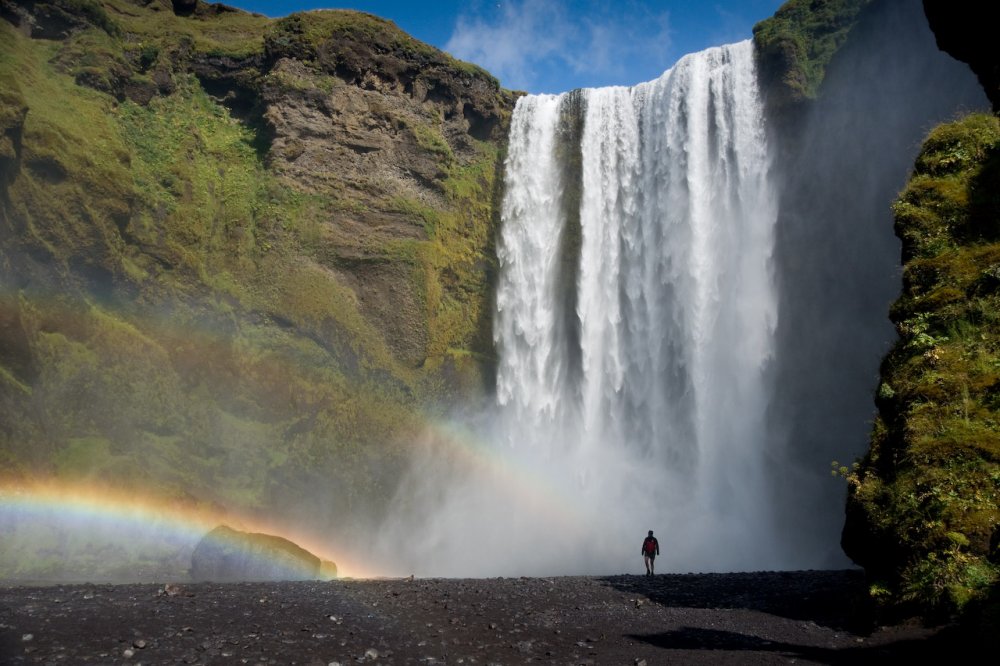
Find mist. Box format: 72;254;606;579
368;0;988;578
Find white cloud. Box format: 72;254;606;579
445;0;673;93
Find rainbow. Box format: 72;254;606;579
0;480;375;581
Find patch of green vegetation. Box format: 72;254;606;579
753;0;871;103
417;138;501;389
844;113;1000;620
117;75;268;282
102;0;270;60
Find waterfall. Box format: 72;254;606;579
376;39;783;576
492;39;781;572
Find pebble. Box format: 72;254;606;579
22;633;33;642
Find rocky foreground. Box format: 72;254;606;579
0;570;977;664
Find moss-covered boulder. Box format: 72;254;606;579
842;114;1000;623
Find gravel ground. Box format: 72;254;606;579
0;570;970;664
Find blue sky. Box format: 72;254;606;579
225;1;786;93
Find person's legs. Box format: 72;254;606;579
644;554;652;575
649;555;654;575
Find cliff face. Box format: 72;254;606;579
838;0;1000;630
0;0;514;552
841;114;1000;622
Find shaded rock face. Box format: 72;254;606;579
923;0;1000;111
190;525;325;582
172;0;197;17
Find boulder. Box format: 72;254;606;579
190;525;327;582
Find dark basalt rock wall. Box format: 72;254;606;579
923;0;1000;111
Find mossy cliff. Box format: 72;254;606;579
752;0;872;120
842;114;1000;627
0;0;515;552
840;3;1000;636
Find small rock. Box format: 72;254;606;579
635;660;648;666
123;648;135;658
21;634;33;642
133;639;147;649
364;648;379;660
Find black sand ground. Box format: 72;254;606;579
0;570;973;664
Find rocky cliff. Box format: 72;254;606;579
0;0;515;551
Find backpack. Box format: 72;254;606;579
643;537;656;554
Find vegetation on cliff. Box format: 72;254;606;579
752;0;871;112
0;0;511;573
842;114;1000;623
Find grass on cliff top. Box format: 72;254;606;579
849;113;1000;618
266;9;498;85
753;0;871;101
102;0;271;59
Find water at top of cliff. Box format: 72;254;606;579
375;39;785;576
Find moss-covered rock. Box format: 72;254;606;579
753;0;872;116
842;114;1000;623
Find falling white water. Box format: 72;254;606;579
377;40;782;576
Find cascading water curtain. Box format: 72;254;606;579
379;39;780;577
495;39;780;572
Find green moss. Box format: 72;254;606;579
846;113;1000;620
103;0;270;60
753;0;871;102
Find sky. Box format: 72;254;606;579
223;1;787;94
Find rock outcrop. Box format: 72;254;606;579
190;525;329;582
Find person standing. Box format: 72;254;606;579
641;530;659;576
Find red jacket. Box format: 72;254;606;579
642;536;659;556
